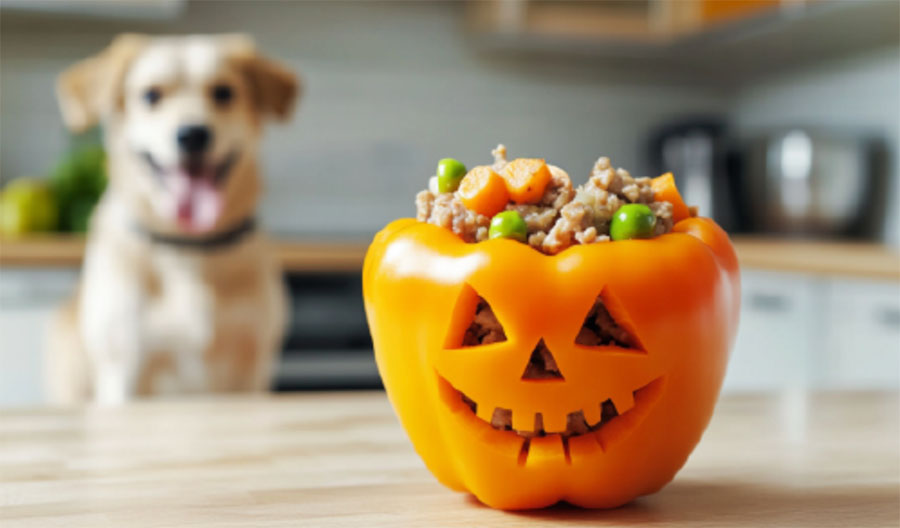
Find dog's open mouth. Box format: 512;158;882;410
141;150;239;232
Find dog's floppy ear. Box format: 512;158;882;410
57;33;148;132
245;55;300;121
226;35;300;121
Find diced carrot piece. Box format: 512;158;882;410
501;158;553;204
651;172;691;223
458;166;510;217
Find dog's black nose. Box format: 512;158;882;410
177;125;212;154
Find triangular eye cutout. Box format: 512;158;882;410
521;339;564;380
574;290;644;351
461;296;507;346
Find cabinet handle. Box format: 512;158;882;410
747;293;789;312
876;307;900;330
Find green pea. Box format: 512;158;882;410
489;210;527;242
610;204;657;241
437;158;467;193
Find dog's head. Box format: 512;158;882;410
57;34;298;233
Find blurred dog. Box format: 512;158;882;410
47;34;298;404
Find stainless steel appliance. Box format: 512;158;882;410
647;119;740;231
742;129;887;238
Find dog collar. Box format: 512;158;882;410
134;217;257;250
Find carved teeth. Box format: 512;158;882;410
512;409;535;432
610;390;635;415
491;408;512;430
476;400;497;423
566;410;591;436
600;399;619;422
457;389;627;439
582;404;603;427
541;410;569;433
534;413;545;436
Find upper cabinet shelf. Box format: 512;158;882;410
0;0;185;20
467;0;899;83
469;0;785;45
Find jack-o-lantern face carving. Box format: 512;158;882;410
363;216;740;510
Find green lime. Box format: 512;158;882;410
0;178;59;235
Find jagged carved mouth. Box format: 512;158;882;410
439;374;664;464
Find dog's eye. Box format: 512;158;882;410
211;84;233;105
143;87;162;107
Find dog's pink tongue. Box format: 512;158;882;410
176;178;223;232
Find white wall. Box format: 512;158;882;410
730;46;900;245
1;2;896;242
0;1;728;237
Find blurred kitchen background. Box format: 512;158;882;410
0;0;898;406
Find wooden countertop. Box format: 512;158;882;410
1;391;897;527
732;236;900;281
0;235;369;273
1;233;898;280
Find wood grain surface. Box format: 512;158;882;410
731;236;900;281
1;234;898;279
1;391;897;527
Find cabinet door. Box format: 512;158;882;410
723;270;819;391
824;278;900;389
0;269;78;407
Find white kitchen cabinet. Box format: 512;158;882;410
724;270;900;392
823;278;900;389
724;270;821;391
0;269;78;407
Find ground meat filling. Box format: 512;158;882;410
416;191;490;243
542;157;674;254
575;296;640;349
521;340;562;380
414;145;678;254
506;165;576;252
460;299;506;346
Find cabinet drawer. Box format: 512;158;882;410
724;270;820;390
824;278;900;388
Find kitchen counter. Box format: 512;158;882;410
1;233;899;279
1;391;897;527
0;234;369;273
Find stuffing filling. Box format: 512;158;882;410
416;144;687;255
575;296;640;349
460;299;507;346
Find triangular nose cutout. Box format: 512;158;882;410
521;339;564;380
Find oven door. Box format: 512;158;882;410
275;271;379;390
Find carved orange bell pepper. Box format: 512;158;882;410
363;215;740;510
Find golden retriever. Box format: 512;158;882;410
47;34;298;404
